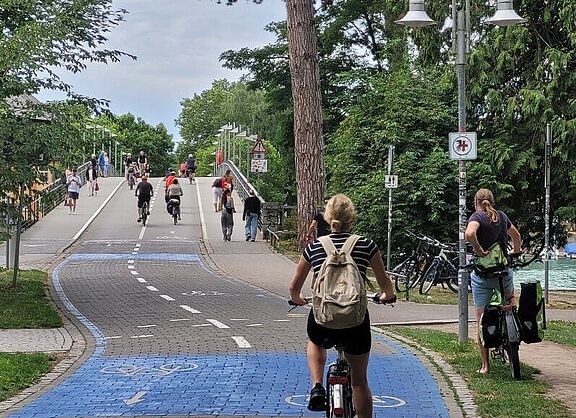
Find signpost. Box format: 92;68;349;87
250;139;267;173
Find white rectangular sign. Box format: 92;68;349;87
385;175;398;189
250;159;268;173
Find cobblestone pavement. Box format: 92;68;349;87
2;177;468;417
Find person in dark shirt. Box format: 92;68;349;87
465;188;522;375
304;196;331;244
242;189;261;242
134;176;153;222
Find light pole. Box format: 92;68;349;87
396;0;526;343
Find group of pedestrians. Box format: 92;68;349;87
211;169;261;242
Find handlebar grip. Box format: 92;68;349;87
371;293;397;305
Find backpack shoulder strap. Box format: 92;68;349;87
318;235;336;255
340;234;360;254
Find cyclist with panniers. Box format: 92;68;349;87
465;188;522;375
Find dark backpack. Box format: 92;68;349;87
212;178;222;188
480;305;501;348
518;281;544;344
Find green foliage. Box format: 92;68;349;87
98;113;174;177
327;69;457;255
0;0;134;101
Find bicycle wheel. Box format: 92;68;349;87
142;203;148;226
173;210;178;224
504;341;521;380
420;259;440;294
392;258;417;293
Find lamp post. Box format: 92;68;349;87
396;0;526;343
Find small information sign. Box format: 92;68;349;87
251;159;268;173
385;175;398;189
449;132;477;160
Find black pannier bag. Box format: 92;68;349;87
480;305;501;348
518;281;544;344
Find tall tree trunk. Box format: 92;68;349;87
286;0;324;246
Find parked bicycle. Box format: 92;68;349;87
419;240;459;294
389;231;438;294
288;294;396;417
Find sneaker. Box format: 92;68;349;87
307;383;326;411
68;210;72;215
137;218;142;223
246;236;250;241
250;239;255;242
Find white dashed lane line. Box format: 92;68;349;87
245;324;263;327
128;260;134;264
128;265;135;269
135;243;141;247
146;286;159;292
130;271;139;275
130;334;153;339
274;319;291;322
169;318;191;322
104;336;122;340
191;323;212;327
206;319;230;329
136;277;147;283
231;336;252;348
136;324;157;328
180;305;201;314
230;318;248;321
160;295;175;301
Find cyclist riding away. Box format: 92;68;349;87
186;154;196;183
135;176;153;223
289;194;396;418
465;188;522;375
166;178;183;220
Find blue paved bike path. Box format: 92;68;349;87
9;252;450;418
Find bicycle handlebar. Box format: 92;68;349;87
288;293;397;309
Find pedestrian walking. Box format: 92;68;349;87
212;175;226;212
220;186;236;241
86;163;98;197
103;152;109;177
243;189;261;242
98;151;106;177
66;167;82;214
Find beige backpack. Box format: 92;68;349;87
311;234;367;329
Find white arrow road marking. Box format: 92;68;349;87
231;336;252;348
124;391;147;405
146;286;158;292
206;319;229;329
180;305;201;314
160;295;175;301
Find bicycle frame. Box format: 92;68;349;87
325;345;354;418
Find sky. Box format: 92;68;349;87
38;0;287;143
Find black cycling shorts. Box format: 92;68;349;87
307;310;371;355
137;196;151;208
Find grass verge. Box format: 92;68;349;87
545;321;576;347
381;326;572;418
0;268;62;329
0;353;55;402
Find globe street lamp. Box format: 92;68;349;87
396;0;526;343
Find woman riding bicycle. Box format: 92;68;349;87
289;194;395;417
166;178;183;220
465;188;522;375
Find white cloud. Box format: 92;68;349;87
39;0;286;141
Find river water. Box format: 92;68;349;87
515;258;576;290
